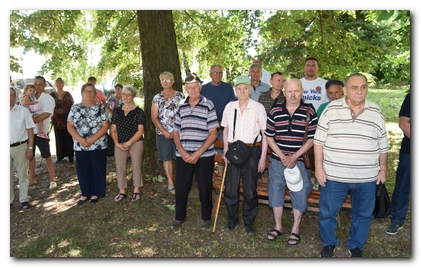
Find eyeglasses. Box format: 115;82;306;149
83;90;95;94
122;93;133;97
160;78;172;83
211;72;223;75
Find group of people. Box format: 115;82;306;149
10;56;410;258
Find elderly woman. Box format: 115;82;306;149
221;75;268;236
67;83;109;205
110;85;146;202
151;71;185;194
51;77;74;164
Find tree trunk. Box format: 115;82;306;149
137;10;182;167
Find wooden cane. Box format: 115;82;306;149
212;163;228;234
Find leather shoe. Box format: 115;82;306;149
245;225;255;236
224;219;239;231
68;157;74;164
55;157;63;164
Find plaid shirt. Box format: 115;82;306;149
258;88;285;114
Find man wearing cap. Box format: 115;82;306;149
300;57;328;111
314;73;388;257
316;79;344;118
201;65;237;177
249;63;271;101
221;75;267;236
264;78;317;244
169;73;219;230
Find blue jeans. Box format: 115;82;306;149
390;153;410;225
319;179;376;250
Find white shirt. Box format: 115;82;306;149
34;92;55;134
10;104;35;144
300;77;328;111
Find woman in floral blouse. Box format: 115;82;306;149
151;71;184;194
67;83;109;205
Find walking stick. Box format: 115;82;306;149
212;163;228;235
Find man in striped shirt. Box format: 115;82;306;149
265;78;317;244
315;73;388;257
170;73;219;230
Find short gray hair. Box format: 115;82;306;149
122;84;137;96
159;71;175;80
209;64;223;73
249;63;262;72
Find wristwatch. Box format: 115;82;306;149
28;146;33;150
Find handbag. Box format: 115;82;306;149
373;182;392;218
302;105;315;171
225;109;258;168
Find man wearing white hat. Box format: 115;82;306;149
265;78;317;245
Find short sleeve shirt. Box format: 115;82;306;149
111;106;146;143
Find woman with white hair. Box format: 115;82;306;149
110;85;146;203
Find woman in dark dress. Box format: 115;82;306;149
51;77;74;163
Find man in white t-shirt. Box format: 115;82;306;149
300;57;327;111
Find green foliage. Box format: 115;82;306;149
9;10;410;87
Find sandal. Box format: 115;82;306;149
266;229;282;242
114;193;126;202
132;192;141;202
76;197;90;206
168;187;175;195
287;233;300;246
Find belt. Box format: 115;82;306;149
10;140;28;147
229;142;262;147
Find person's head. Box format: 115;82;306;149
303;57;319;80
114;83;123;97
122;85;136;104
23;83;36;96
249;63;262;83
10;87;16;108
253;58;263;66
87;76;97;85
283;78;303;106
234;75;251;101
344;73;368;107
159;71;175;89
81;83;97;102
209;65;223;84
184;73;202;99
325;79;344;101
55;77;65;90
270;72;285;91
34;75;46;93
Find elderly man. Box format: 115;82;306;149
314;73;388;257
249;63;270;101
10;87;35;209
28;76;57;190
300;57;328;111
316;79;344;118
170;73;219;230
264;78;317;244
201;65;237;176
221;75;267;236
253;58;271;85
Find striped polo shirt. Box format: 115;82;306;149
265;100;318;161
314;97;388;183
173;95;219;157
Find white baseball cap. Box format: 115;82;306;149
284;165;303;192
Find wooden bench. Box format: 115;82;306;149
211;139;352;214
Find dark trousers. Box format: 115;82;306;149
175;155;214;221
54;127;74;159
75;149;107;197
224;146;260;226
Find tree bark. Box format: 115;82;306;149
137;10;182;167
